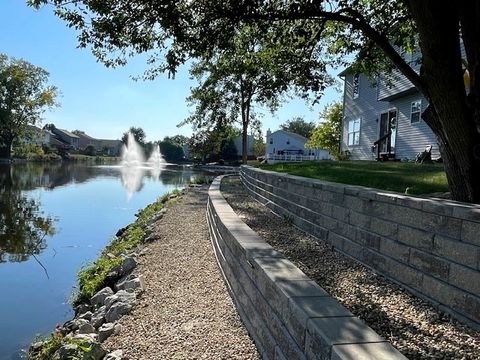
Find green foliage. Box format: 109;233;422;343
261;161;448;195
30;334;93;360
159;138;184;162
73;192;174;303
121;127;146;146
280;117;316;139
307;102;343;159
220;138;238;161
83;144;96;156
0;53;58;158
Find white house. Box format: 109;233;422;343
265;129;332;163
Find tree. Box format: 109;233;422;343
159;138;184;162
121;127;146;147
0;53;58;159
280;117;316;139
183;24;328;163
164;135;189;146
29;0;480;202
220;138;238;161
307;102;343;159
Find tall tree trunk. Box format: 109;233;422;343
408;0;480;203
0;137;13;159
241;99;250;164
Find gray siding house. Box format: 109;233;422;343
340;62;439;161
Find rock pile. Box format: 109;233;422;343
29;203;170;360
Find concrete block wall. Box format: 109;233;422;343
240;166;480;328
207;176;406;360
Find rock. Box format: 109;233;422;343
105;289;137;310
78;311;93;321
104;350;124;360
78;322;95;334
105;301;133;323
52;344;78;360
114;323;122;335
73;333;98;342
90;287;114;307
98;322;115;342
75;303;92;316
105;252;116;259
91;305;107;329
85;343;107;360
115;274;144;292
62;319;77;333
115;226;128;237
144;233;158;243
29;341;44;355
120;256;137;275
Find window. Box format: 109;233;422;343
411;100;422;123
269;138;273;144
352;74;360;99
286;139;290;145
348;119;361;146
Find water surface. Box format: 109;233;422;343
0;162;203;359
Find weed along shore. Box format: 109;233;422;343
28;184;259;360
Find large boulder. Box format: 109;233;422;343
90;287;114;307
91;305;107;329
105;301;133;323
98;322;115;343
104;290;136;310
52;344;79;360
115;274;145;292
78;322;95;334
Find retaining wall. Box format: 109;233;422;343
207;176;406;360
240;165;480;328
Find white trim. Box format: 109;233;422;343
347;118;361;146
410;99;422;124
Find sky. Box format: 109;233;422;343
0;0;342;142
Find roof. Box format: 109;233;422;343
270;129;308;142
97;139;122;147
74;131;96;140
338;66;354;77
55;128;80;139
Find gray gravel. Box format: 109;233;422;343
104;185;259;360
221;176;480;360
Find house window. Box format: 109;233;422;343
348;119;361;146
269;138;273;144
411;100;422;123
286;140;290;145
352;74;360;99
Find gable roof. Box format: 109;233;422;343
54;128;80;139
270;129;308;142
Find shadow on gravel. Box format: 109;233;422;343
220;176;480;360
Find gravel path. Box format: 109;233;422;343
221;176;480;360
104;185;259;359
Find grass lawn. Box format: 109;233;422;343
260;161;448;195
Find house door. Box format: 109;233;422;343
378;110;397;156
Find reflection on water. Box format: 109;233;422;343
0;165;55;263
0;161;206;360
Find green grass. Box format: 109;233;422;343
29;334;93;360
260;161;448;195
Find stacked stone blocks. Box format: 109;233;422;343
240;166;480;328
208;176;406;359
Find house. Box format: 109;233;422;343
265;129;331;163
233;134;255;157
74;131;122;155
51;128;80;149
339;55;439;161
25;125;53;146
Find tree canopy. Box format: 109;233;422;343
29;0;480;202
0;53;58;159
121;127;146;146
182;23;328;163
280;117;316;139
307;102;343;159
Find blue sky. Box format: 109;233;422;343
0;1;342;142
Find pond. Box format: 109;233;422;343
0;161;206;359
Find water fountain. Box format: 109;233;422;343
121;132;146;166
147;144;166;166
120;133;166;198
